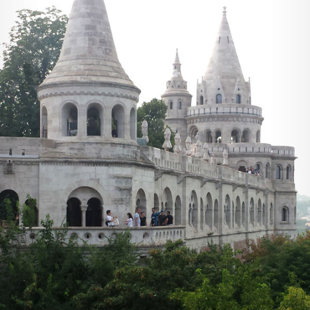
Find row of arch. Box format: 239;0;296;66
189;126;260;144
0;188;291;229
133;187;290;231
199;94;242;105
42;103;136;139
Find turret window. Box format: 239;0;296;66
236;94;241;104
276;165;282;180
215;130;222;143
200;96;204;105
282;207;289;222
216;94;222;104
178;100;182;109
286;165;291;180
170;101;173;110
62;103;78;137
87;106;101;136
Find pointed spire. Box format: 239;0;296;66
173;49;182;78
202;7;250;104
40;0;138;89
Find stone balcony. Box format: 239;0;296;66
23;226;186;247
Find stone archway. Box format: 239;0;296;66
86;198;102;227
67;198;82;227
67;187;103;227
0;190;19;225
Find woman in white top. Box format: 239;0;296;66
125;213;133;227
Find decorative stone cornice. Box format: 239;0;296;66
38;85;139;102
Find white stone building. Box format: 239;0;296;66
0;0;296;250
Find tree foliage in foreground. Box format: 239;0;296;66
0;7;68;137
0;213;310;309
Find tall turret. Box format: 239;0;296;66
162;49;192;142
189;8;263;144
38;0;140;142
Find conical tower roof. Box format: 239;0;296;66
163;49;190;96
205;7;245;83
40;0;138;89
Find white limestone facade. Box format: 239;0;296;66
0;1;296;250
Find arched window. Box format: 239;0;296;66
62;103;78;136
206;193;213;229
175;196;181;225
250;198;254;225
189;126;198;140
276;165;282;179
282;207;289;222
241;129;250;142
206;130;213;143
235;197;241;227
154;194;159;211
257;199;262;226
215;130;222;143
224;195;231;228
200;198;204;230
67;198;82;227
24;197;39;227
86;198;102;227
286;165;291;180
200;96;204;105
242;202;246;227
190;191;198;229
256;130;261;143
236;94;241;104
136;189;147;215
169;101;173;110
112;105;125;138
216;94;222;104
87;106;101;136
178;100;182;109
214;199;219;231
163;188;173;211
231;129;240;143
130;108;136;140
42;106;48;138
0;190;19;225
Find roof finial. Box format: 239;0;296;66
223;6;227;16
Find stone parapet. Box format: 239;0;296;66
23;226;186;247
187;104;262;117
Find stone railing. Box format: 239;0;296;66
24;226;186;247
187;104;262;117
143;147;271;189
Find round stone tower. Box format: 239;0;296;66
162;50;192;142
38;0;140;143
189;8;263;144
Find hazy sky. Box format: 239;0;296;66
0;0;309;196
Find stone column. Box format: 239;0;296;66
103;106;112;139
81;205;87;227
124;106;130;140
78;106;87;139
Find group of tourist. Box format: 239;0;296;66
246;166;261;176
105;207;173;228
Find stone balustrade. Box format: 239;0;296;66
187;104;262;117
24;226;186;247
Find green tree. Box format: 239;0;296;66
278;286;310;310
0;7;68;137
137;98;174;149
